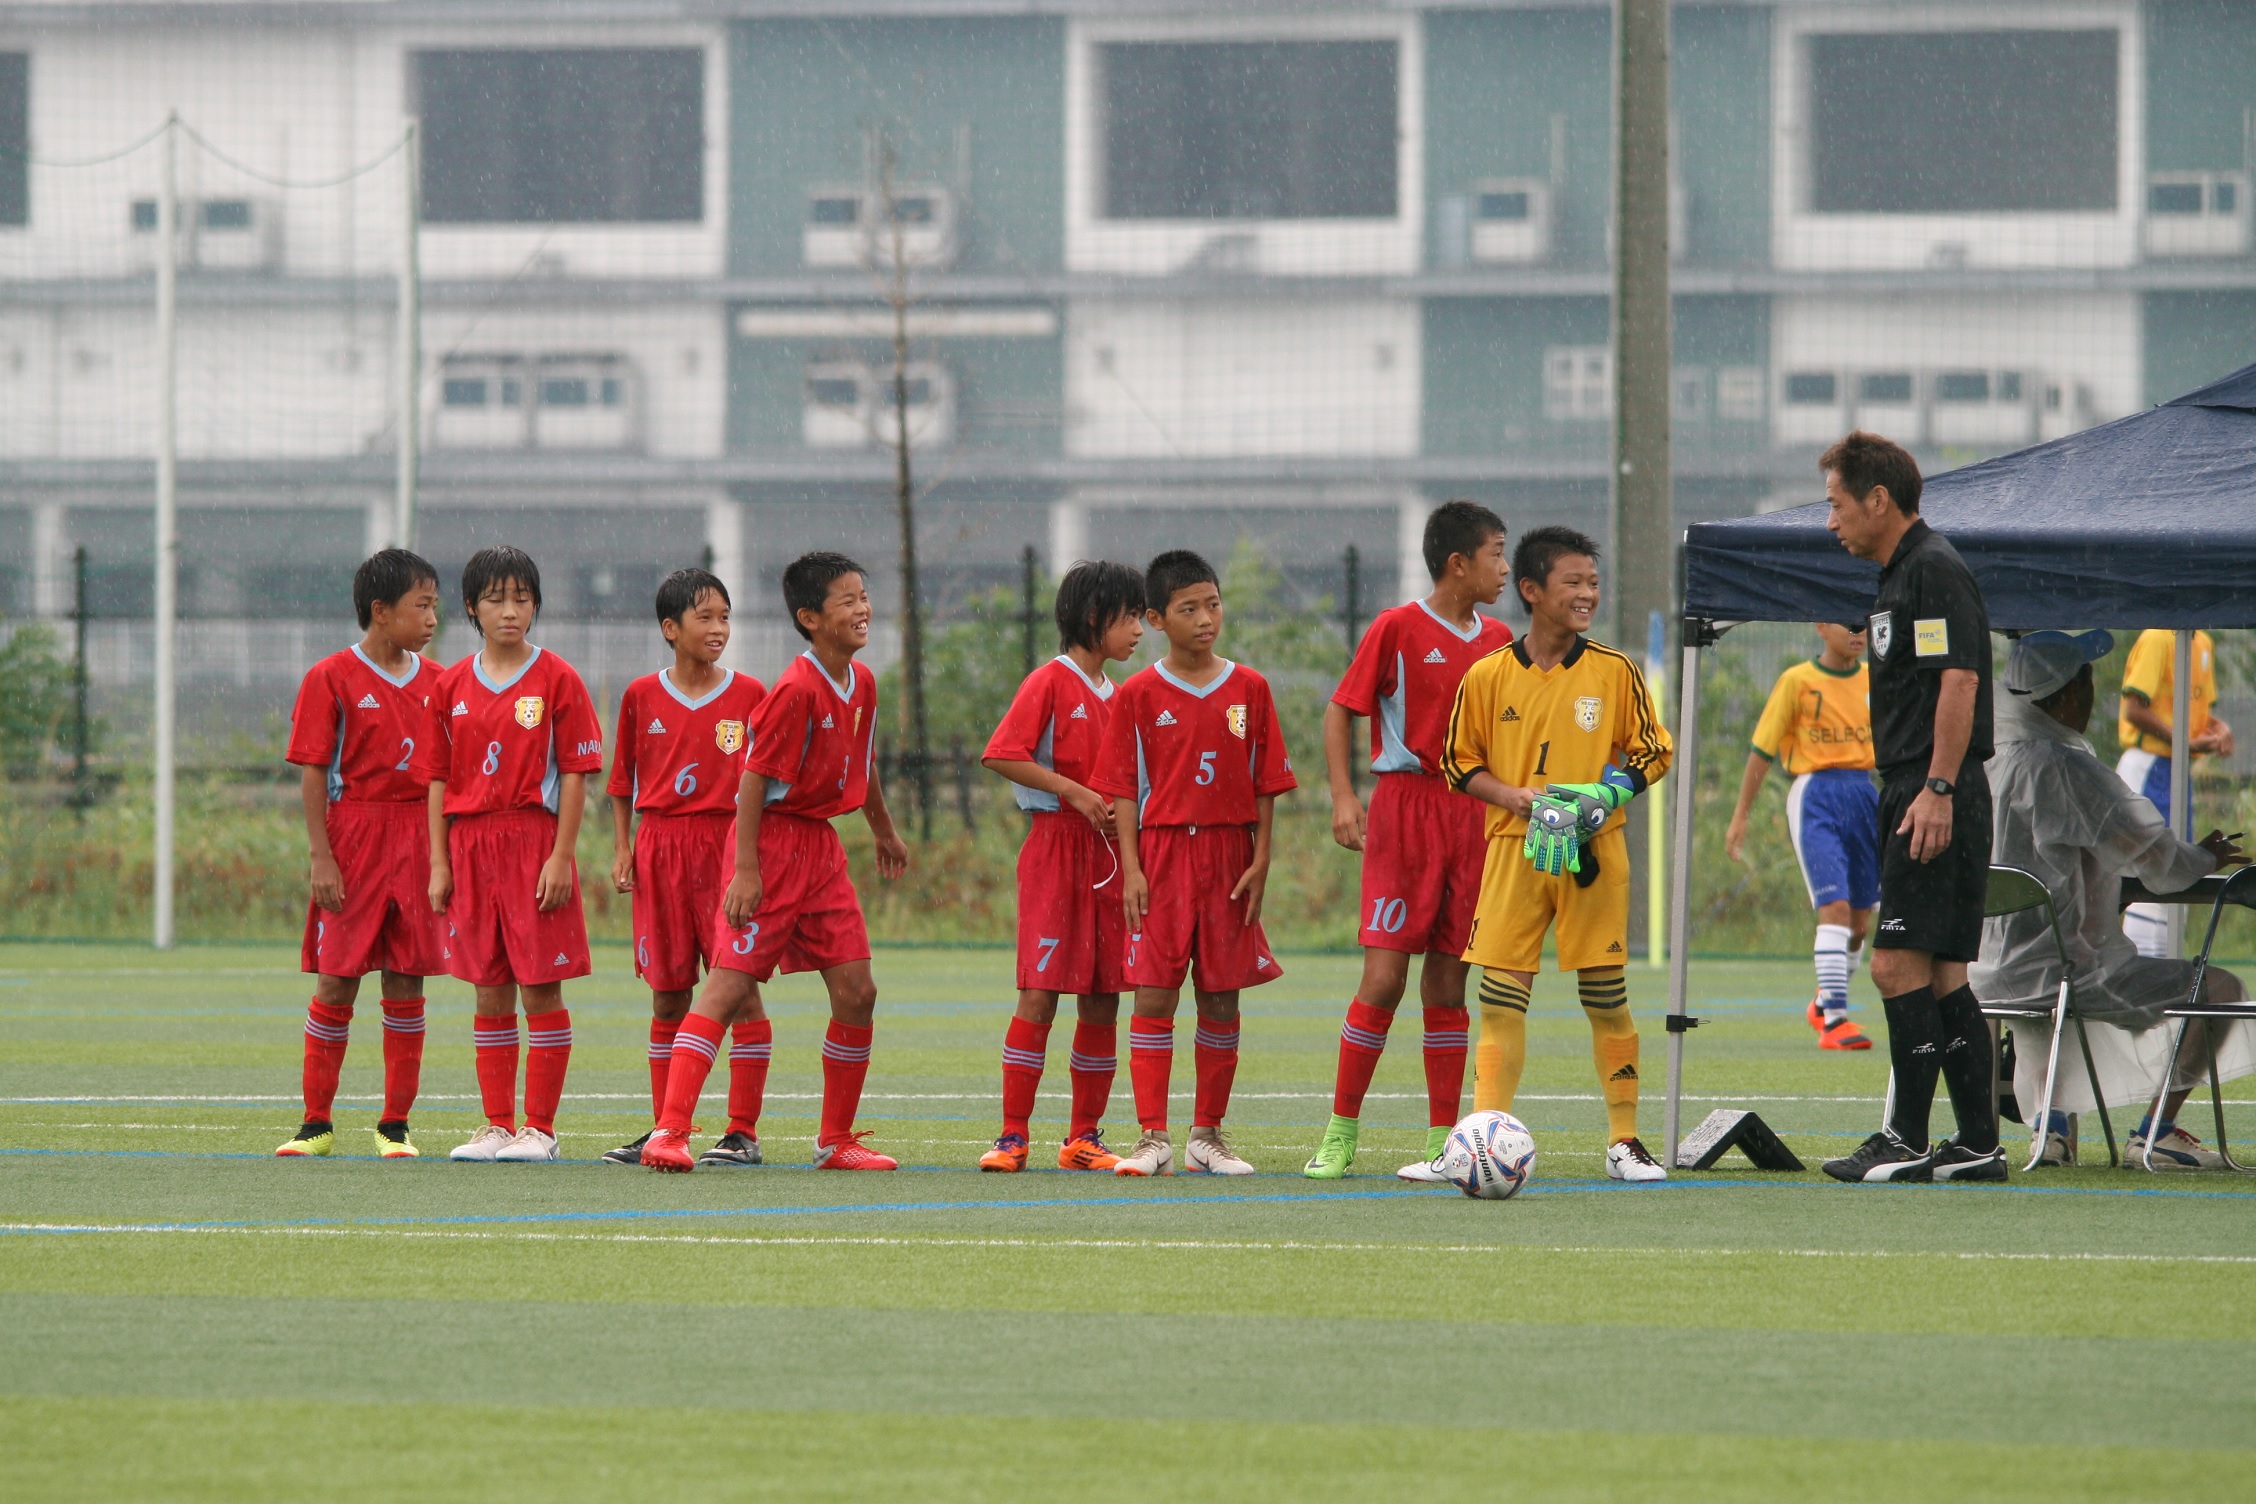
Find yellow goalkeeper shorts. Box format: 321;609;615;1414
1461;828;1631;973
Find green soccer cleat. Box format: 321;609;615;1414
1303;1114;1360;1179
374;1121;418;1159
1425;1123;1452;1161
275;1121;334;1157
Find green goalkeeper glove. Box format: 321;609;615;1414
1546;764;1640;836
1522;794;1584;877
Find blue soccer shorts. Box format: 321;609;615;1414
1786;768;1881;911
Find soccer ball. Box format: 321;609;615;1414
1443;1110;1536;1201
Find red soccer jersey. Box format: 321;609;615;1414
745;651;879;821
1091;658;1296;828
1332;600;1514;776
285;645;439;803
608;668;768;816
982;655;1118;812
416;645;605;817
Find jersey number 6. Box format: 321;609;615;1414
673;765;698;797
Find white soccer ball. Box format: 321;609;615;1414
1443;1110;1536;1201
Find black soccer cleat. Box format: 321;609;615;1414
1928;1137;2008;1183
601;1131;654;1166
1822;1130;1936;1184
698;1131;763;1167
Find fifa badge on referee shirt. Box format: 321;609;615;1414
715;720;745;754
1574;696;1602;733
1225;704;1248;739
514;696;544;730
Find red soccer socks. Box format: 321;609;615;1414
378;997;425;1123
1330;999;1392;1119
999;1016;1051;1139
729;1018;772;1138
1067;1021;1118;1141
657;1013;725;1135
818;1021;873;1148
1192;1017;1240;1129
300;999;353;1123
1422;1004;1470;1128
472;1015;519;1131
1128;1016;1174;1131
522;1009;572;1135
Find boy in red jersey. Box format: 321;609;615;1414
976;559;1146;1172
1304;501;1514;1182
417;546;605;1163
600;567;771;1169
641;552;910;1173
275;549;447;1159
1090;550;1297;1177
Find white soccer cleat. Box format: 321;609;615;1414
1112;1128;1173;1176
1396;1155;1451;1184
449;1124;517;1162
1185;1126;1255;1176
494;1126;560;1162
1605;1137;1668;1183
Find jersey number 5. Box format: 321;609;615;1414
1194;750;1217;786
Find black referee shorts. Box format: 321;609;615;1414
1873;767;1992;963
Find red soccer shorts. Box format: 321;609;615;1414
1126;824;1283;994
1015;811;1129;994
301;801;446;979
631;812;733;992
709;812;871;983
442;809;592;988
1358;773;1488;956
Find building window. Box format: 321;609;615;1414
1806;30;2117;214
413;49;703;224
1783;372;1838;406
1099;41;1397;219
1543;346;1613;422
0;54;25;226
1859;372;1914;405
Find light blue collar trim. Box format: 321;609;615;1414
803;650;857;702
1056;655;1116;700
1153;658;1236;700
350;644;422;690
473;643;542;695
660;666;735;711
1416;598;1488;644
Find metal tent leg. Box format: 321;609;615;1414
1663;640;1701;1165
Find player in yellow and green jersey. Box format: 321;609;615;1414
2116;629;2236;957
1725;623;1879;1050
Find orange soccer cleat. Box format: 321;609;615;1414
640;1128;696;1172
1057;1131;1122;1171
1807;998;1873;1050
814;1131;898;1171
980;1133;1030;1172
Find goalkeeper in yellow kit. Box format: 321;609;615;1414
1441;526;1674;1181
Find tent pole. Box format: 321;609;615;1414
1663;634;1702;1165
2168;632;2192;957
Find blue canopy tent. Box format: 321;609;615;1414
1657;362;2256;1160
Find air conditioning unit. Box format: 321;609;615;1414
1929;368;2036;448
803;188;867;268
129;196;282;272
432;355;530;450
869;186;958;271
1851;370;1923;446
802;361;873;448
532;355;639;451
1775;369;1846;446
2145;172;2250;258
1469;178;1552;265
2037;375;2097;443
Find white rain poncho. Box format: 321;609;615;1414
1972;693;2255;1113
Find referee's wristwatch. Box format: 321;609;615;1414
1925;776;1956;798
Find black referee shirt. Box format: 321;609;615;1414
1867;517;1994;782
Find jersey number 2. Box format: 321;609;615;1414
395;737;414;772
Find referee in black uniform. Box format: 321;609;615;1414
1817;432;2006;1182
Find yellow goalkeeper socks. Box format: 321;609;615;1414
1474;973;1530;1113
1578;967;1641;1142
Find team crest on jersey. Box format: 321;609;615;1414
1423;648;1447;664
514;696;544;730
356;693;381;709
1574;696;1602;733
715;719;746;755
1225;704;1248;739
1868;611;1893;658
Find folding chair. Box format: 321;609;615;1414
2141;863;2256;1173
1980;864;2116;1172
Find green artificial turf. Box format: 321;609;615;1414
3;943;2252;1501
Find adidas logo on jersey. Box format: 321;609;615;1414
647;718;667;735
451;701;469;716
1154;710;1177;726
356;693;381;709
553;952;570;966
1423;648;1447;664
821;713;835;729
1500;706;1521;722
1070;703;1088;719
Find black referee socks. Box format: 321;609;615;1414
1880;986;1942;1152
1933;985;2000;1155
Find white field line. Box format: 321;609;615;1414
7;1223;2256;1265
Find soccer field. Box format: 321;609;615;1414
3;943;2251;1502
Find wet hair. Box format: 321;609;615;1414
655;567;729;626
1054;560;1146;653
781;551;864;640
1143;549;1219;616
1512;525;1601;596
459;546;541;634
352;548;438;630
1821;429;1924;514
1423;500;1508;581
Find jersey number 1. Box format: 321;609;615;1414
1534;741;1549;777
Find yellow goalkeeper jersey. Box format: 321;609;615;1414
2117;629;2218;758
1442;635;1673;842
1749;658;1874;775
